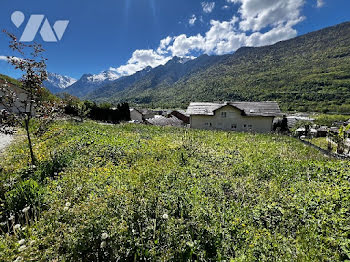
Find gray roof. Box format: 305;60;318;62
172;110;189;117
186;101;281;117
146;116;185;127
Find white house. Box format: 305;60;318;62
186;101;282;133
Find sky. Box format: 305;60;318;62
0;0;349;80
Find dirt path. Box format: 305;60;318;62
0;133;14;154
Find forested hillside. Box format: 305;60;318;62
88;22;350;113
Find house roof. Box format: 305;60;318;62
146;115;185;127
130;108;154;116
171;110;189;117
186;101;282;117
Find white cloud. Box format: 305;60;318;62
317;0;325;8
225;0;305;32
110;49;172;77
0;55;23;63
189;15;197;26
222;5;230;10
201;2;216;13
108;0;307;79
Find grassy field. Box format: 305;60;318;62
0;121;350;261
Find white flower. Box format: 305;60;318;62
9;215;15;221
32;165;36;169
65;202;71;207
18;239;26;245
29;240;36;246
162;214;169;220
101;232;109;240
63;206;69;211
21;226;26;231
186;241;194;248
13;224;21;230
14;256;23;262
100;241;107;249
22;206;30;213
18;245;26;252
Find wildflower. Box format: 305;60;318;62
100;241;107;249
21;227;26;231
29;240;36;246
64;202;71;211
18;245;26;252
162;214;169;219
18;239;26;245
186;241;194;248
14;256;23;262
9;215;15;221
22;206;30;213
14;224;21;230
32;165;36;169
101;232;109;240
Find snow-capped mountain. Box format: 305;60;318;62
43;73;77;94
86;70;120;83
63;70;120;98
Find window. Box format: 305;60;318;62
243;124;247;128
248;124;253;130
205;123;209;126
221;112;227;118
231;124;237;129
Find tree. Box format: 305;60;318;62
333;124;350;154
0;31;48;165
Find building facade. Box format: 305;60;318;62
186;102;281;133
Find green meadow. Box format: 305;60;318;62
1;121;349;261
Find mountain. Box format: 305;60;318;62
87;55;225;104
82;21;350;113
63;70;119;98
43;73;76;94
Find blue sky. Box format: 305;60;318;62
0;0;350;80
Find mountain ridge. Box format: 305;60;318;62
62;21;350;112
43;72;76;94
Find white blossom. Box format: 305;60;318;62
14;256;23;262
162;213;169;219
18;245;26;252
13;224;21;230
18;239;26;245
101;232;109;240
100;241;107;249
22;206;30;213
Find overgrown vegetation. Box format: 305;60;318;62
314;114;350;126
62;94;130;123
1;121;349;261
